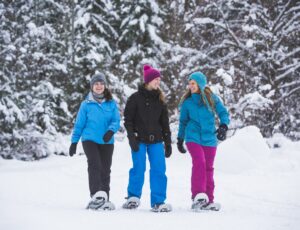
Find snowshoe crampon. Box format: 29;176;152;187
201;202;221;211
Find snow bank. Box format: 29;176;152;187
215;126;271;173
265;133;300;172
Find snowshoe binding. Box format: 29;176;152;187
151;203;172;213
191;193;209;211
86;191;107;210
122;196;140;209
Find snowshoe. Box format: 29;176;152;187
86;191;107;210
100;201;116;211
151;203;172;212
201;202;221;211
122;196;140;209
191;193;209;211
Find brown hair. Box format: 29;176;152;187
103;88;113;101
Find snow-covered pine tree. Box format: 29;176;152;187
256;0;300;139
1;0;299;160
0;1;72;160
0;2;22;158
182;0;300;139
113;0;164;88
68;0;118;110
158;0;201;113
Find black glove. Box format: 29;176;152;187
128;136;139;152
177;138;187;154
69;142;77;157
216;124;228;141
165;144;172;158
103;130;114;143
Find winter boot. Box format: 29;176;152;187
122;197;140;209
191;193;209;211
86;191;107;210
201;202;221;211
151;203;172;212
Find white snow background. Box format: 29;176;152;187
0;126;300;230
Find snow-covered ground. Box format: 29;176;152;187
1;126;300;230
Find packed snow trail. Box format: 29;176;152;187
0;127;300;230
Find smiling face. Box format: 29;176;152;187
189;79;200;93
92;81;105;94
147;77;161;90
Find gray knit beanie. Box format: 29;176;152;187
90;73;107;88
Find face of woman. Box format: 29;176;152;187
189;80;200;93
147;77;161;90
92;82;105;94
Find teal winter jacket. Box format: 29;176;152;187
71;92;120;144
177;93;230;147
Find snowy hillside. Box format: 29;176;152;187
0;126;300;230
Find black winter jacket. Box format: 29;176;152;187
124;85;172;145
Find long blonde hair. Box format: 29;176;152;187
157;88;166;103
144;83;166;103
179;87;215;109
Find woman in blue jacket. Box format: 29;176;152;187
177;71;230;211
69;73;120;211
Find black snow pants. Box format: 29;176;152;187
82;141;114;199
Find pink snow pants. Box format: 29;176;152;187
186;142;217;203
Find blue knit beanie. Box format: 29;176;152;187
189;72;207;91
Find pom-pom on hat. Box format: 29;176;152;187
143;64;161;84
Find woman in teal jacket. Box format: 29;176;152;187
177;71;229;211
69;73;120;211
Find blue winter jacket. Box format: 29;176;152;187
71;92;120;144
178;93;230;147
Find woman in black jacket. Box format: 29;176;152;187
122;64;172;212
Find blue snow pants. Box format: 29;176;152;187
127;142;167;207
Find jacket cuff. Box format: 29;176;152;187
163;132;172;145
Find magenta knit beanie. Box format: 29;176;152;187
143;64;161;84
